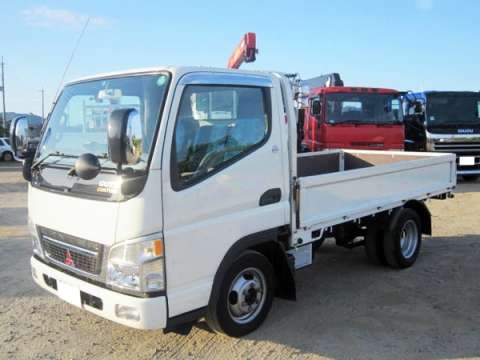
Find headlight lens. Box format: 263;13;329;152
28;217;43;258
107;238;165;293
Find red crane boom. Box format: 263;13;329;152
227;32;257;69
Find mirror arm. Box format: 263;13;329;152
22;151;35;182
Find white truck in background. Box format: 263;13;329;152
10;67;456;337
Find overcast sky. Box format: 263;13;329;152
2;0;479;115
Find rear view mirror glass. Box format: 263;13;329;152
10;116;30;158
311;99;322;116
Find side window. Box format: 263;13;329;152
172;85;270;189
408;103;415;116
391;98;402;121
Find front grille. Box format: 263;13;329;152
434;142;480;154
38;227;103;275
458;164;480;172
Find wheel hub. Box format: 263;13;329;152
227;268;266;324
400;219;419;259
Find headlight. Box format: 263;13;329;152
28;217;43;258
107;237;165;293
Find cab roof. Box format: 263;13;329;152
406;91;480;102
66;66;277;86
311;86;398;95
422;90;480;95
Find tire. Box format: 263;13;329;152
364;226;387;266
462;175;479;182
2;151;13;162
383;208;422;269
206;250;275;337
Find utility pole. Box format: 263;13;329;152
1;57;6;134
39;89;45;120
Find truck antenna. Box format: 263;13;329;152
53;17;90;102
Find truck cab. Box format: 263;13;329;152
404;91;480;180
11;67;455;337
301;74;404;152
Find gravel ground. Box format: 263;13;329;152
1;162;479;360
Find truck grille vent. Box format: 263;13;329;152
38;227;103;275
434;142;480;154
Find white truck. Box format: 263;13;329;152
10;67;456;337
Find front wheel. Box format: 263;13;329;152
2;152;13;162
383;208;422;269
206;250;275;337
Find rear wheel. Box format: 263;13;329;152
383;208;422;269
2;152;13;162
206;250;275;337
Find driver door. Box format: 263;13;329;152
161;72;287;317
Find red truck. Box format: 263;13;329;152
301;74;404;152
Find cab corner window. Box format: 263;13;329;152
172;85;270;189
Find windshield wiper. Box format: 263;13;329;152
330;120;366;125
376;121;401;126
31;152;78;171
453;122;480;127
428;123;460;128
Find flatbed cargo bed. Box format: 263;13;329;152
294;149;456;244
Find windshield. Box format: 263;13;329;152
37;73;169;170
426;93;480;126
325;93;402;124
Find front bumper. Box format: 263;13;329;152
456;168;480;175
31;256;167;330
455;157;480;175
426;132;480;175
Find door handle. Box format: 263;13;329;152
259;188;282;206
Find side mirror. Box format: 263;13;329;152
413;101;423;114
10;116;31;159
10;116;41;182
107;108;143;169
10;116;42;159
311;99;322;116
